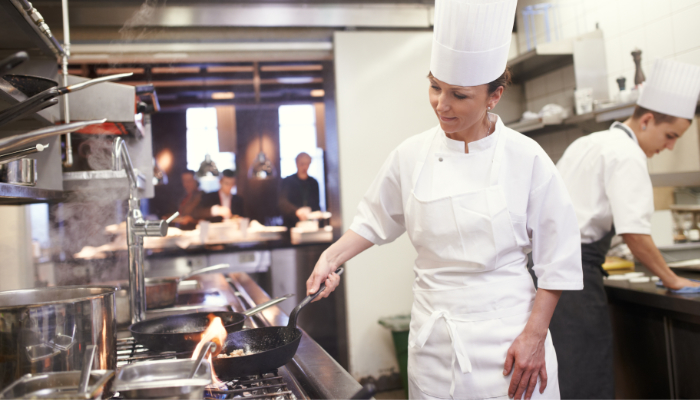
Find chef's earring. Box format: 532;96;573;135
642;125;646;130
487;106;491;111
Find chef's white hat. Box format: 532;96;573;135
430;0;518;87
637;58;700;120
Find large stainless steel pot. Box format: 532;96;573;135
0;286;117;389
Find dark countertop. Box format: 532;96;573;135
603;265;700;317
144;235;334;258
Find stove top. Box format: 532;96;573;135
113;275;309;400
205;369;303;400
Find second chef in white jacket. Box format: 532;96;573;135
306;1;583;399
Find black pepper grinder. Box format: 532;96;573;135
616;76;626;91
631;49;645;87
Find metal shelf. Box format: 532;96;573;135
63;169;146;200
0;0;61;58
507;38;574;84
507;101;638;135
0;182;65;204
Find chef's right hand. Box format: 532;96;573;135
306;251;341;303
665;275;700;290
296;207;312;221
211;205;232;219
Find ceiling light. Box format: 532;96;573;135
277;77;316;84
310;89;325;97
152;66;200;74
261;64;323;72
96;67;144;75
207;66;254;73
211;92;235;100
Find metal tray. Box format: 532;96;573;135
667;258;700;271
113;359;211;399
0;370;114;399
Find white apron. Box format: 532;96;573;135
404;127;560;399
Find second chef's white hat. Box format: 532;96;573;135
430;0;518;87
637;58;700;120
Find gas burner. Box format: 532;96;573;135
115;336;189;367
205;370;296;400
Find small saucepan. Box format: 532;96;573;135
112;263;236;317
0;52;28;76
144;263;237;309
129;294;294;352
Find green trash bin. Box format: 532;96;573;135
378;314;411;395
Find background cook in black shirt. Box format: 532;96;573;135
279;152;320;228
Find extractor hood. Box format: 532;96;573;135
48;74;143;137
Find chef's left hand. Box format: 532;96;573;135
503;329;547;400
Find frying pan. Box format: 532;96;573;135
2;74;57;96
0;72;133;127
212;267;344;379
129;294;294;352
0;52;29;76
144;263;237;309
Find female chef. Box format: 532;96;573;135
307;1;583;399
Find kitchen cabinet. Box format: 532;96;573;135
605;267;700;399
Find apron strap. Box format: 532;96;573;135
489;116;508;186
411;127;442;188
413;117;509;189
611;121;635;140
409;310;473;399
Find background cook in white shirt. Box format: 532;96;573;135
304;2;582;398
553;58;700;399
559;60;700;292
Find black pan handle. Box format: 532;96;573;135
287;267;344;328
350;383;377;399
0;52;28;76
0;88;59;128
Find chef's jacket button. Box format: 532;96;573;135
438;157;443;162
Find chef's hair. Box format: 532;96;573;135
182;169;199;186
427;67;511;94
221;169;236;179
632;106;691;124
487;67;511;94
296;152;311;163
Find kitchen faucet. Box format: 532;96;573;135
112;137;178;324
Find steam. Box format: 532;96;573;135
49;136;133;282
79;137;114;170
117;0;165;47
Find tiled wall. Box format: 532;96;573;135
524;64;576;116
515;0;700;164
530;127;587;164
516;0;700;105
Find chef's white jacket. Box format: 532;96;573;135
349;119;583;291
556;122;653;244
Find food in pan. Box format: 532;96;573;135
217;349;254;358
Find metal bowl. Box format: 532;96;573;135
0;286;118;389
0;158;37;186
114;359;212;399
0;370;114;399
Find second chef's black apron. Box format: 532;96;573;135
549;123;634;399
549;228;615;399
